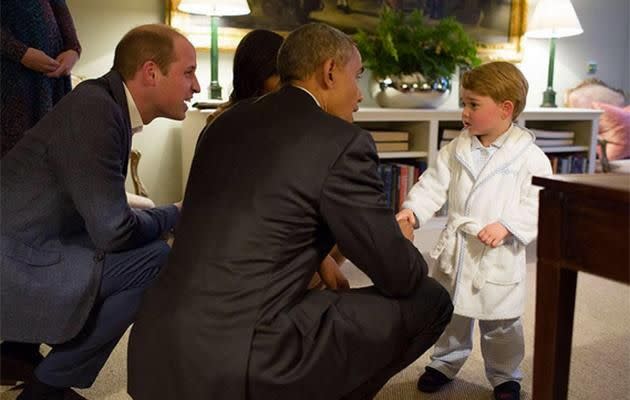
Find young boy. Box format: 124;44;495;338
396;61;552;400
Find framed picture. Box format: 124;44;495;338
166;0;527;61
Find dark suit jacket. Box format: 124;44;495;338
0;71;179;344
128;86;427;400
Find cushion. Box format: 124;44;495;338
593;102;630;160
565;79;629;161
566;80;625;108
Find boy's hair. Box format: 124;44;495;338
461;61;529;119
113;24;186;80
277;23;356;84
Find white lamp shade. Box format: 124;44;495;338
176;0;250;16
525;0;583;38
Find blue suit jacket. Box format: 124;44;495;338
0;71;179;343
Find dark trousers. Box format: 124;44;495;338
35;240;170;388
341;277;453;400
246;275;453;400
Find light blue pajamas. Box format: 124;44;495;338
428;314;524;387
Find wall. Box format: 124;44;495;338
519;0;630;108
67;0;629;203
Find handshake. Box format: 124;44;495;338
396;208;416;242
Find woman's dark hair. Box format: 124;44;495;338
229;29;284;103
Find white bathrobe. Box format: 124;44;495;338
403;124;552;320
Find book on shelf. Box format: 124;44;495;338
377;161;428;213
547;154;588;174
531;129;575;139
369;130;409;142
395;163;409;211
376;142;409;152
535;138;575;147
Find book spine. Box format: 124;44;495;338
391;164;400;212
397;164;409;211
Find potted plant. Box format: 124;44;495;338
355;7;480;108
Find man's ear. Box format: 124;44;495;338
322;58;336;89
140;60;159;87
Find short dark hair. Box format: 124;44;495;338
277;23;356;84
230;29;284;103
112;24;185;80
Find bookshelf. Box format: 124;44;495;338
181;107;601;252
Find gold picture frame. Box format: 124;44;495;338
166;0;528;62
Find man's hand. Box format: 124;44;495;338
329;245;346;265
174;201;183;212
21;48;59;74
46;50;79;78
318;255;350;290
478;222;509;247
395;208;416;226
398;219;414;242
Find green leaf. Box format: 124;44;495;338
354;7;481;81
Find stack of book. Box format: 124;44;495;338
532;129;575;147
370;131;410;152
377;160;428;212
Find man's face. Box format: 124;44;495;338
155;37;200;120
326;46;364;122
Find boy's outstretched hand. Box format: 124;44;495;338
478;222;509;247
396;208;416;226
397;219;415;242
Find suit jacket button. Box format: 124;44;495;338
93;252;105;262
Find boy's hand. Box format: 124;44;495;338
478;222;509;247
397;219;414;242
396;208;416;226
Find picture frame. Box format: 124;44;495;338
166;0;528;62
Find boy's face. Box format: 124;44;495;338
460;88;513;143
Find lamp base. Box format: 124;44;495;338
209;81;222;100
541;87;557;108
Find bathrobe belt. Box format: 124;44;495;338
429;214;504;290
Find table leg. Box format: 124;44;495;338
533;260;578;400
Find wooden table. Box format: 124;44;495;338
532;174;630;399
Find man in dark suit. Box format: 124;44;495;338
0;24;200;399
128;23;452;400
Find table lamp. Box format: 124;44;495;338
525;0;583;108
177;0;250;100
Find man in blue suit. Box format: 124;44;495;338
1;24;200;399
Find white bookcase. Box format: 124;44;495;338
181;107;601;252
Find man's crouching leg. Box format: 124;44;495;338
18;240;170;399
343;277;453;400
